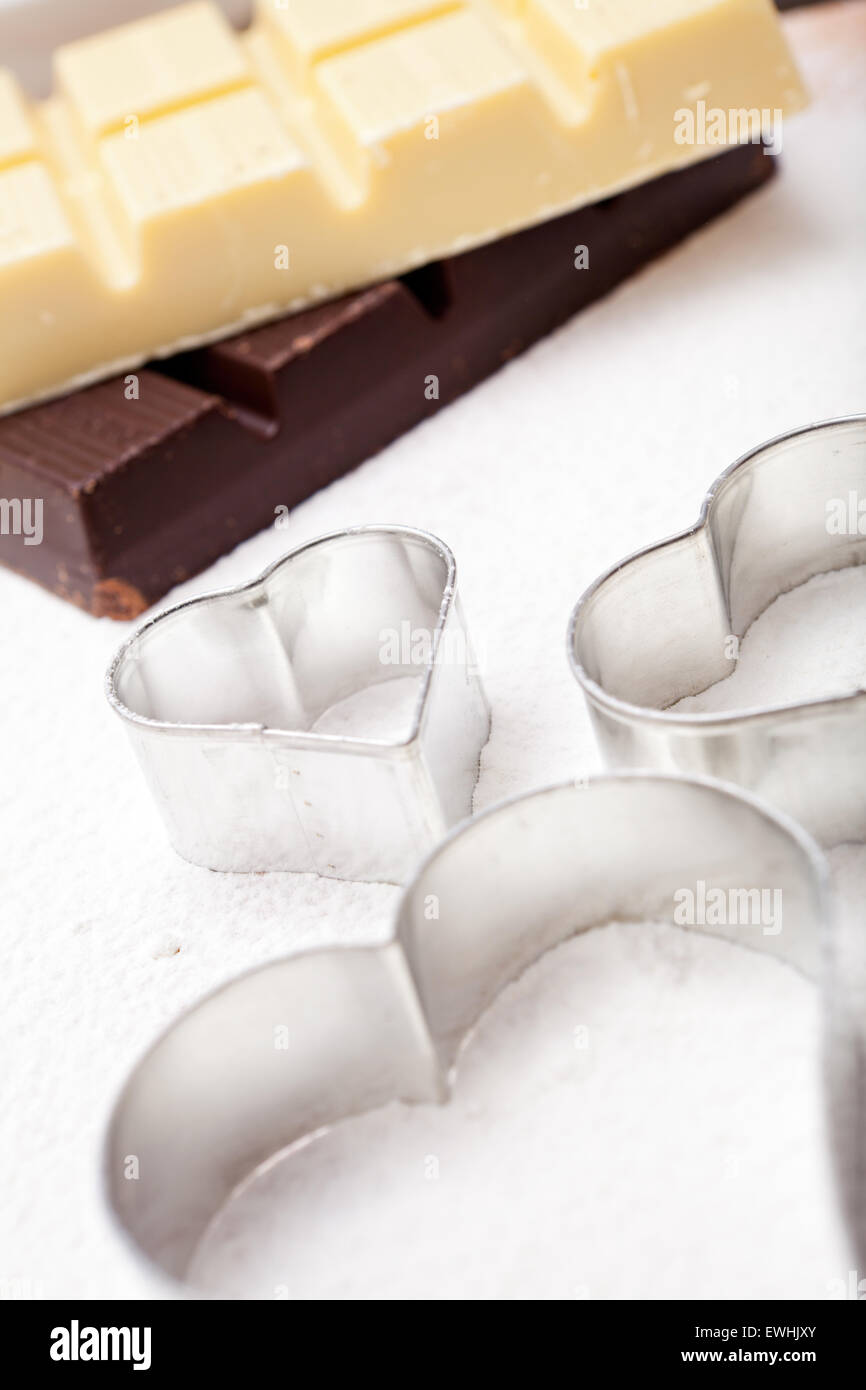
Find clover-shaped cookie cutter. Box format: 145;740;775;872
106;526;490;884
569;416;866;848
105;772;848;1295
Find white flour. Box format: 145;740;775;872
674;568;866;714
190;919;840;1301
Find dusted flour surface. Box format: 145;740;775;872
312;675;421;741
0;4;862;1299
674;568;866;714
189;921;838;1301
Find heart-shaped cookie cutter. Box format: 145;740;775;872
106;526;490;884
104;772;843;1295
569;416;866;848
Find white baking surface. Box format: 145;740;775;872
0;3;864;1300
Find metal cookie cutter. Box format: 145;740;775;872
569;416;866;848
106;526;490;884
104;772;840;1295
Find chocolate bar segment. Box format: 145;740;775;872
0;0;804;413
0;142;775;619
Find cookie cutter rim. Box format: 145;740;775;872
105;523;461;758
104;523;491;881
102;769;839;1298
567;414;866;732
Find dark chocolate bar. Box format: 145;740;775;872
0;142;775;619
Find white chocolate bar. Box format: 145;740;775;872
0;0;806;413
